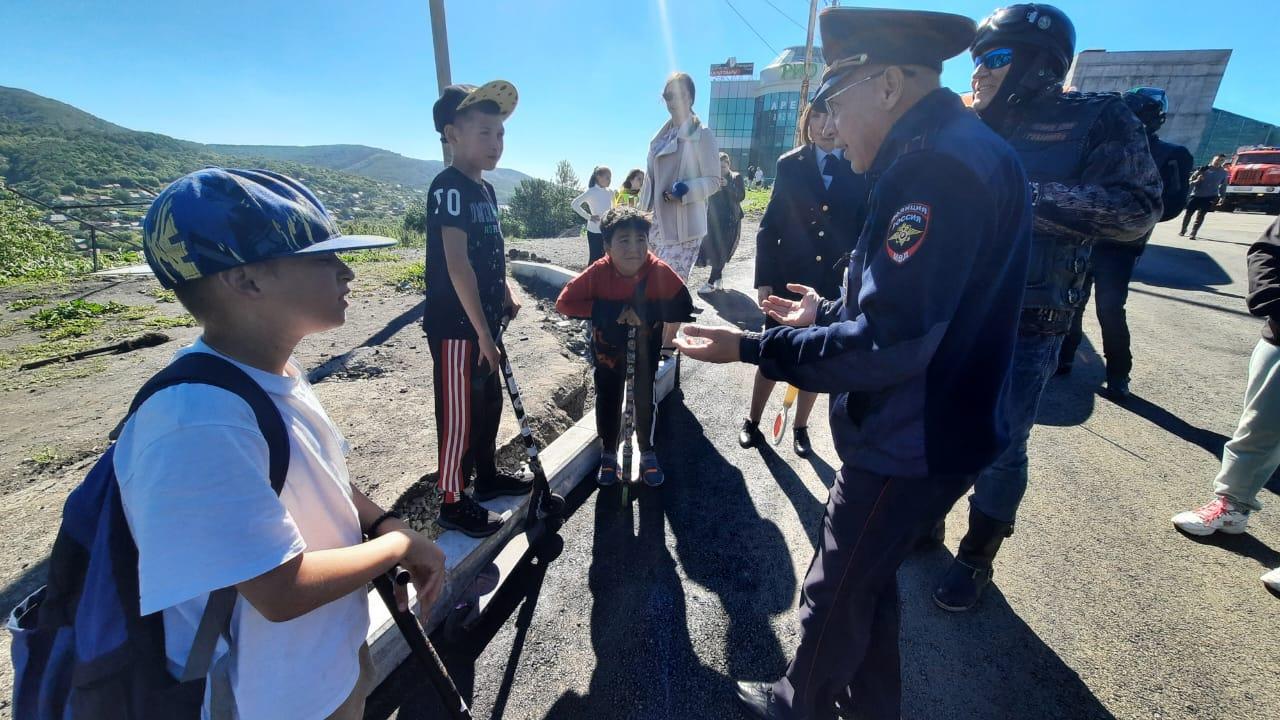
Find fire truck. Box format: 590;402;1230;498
1221;146;1280;215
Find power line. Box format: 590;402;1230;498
724;0;780;57
1;182;143;250
759;0;805;30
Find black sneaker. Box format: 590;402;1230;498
437;494;504;538
1103;377;1131;402
739;419;764;448
473;470;533;501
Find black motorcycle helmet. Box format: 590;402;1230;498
973;4;1076;105
1124;87;1169;134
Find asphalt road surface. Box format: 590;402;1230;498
369;211;1280;720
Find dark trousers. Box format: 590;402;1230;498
587;231;605;265
428;336;503;497
773;467;975;719
1181;196;1215;236
594;333;658;453
1060;243;1140;382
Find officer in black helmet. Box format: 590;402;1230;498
932;4;1163;613
676;7;1033;719
1059;87;1195;391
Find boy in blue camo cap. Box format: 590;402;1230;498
125;167;446;718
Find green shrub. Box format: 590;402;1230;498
0;198;91;284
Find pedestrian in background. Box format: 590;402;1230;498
615;168;644;207
1182;154;1229;240
738;97;866;458
699;152;746;295
571;166;616;265
640;71;721;357
1058;87;1194;390
1173;216;1280;594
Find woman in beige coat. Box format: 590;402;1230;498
640;72;722;353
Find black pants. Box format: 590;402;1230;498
1181;197;1215;236
773;467;975;720
587;231;605;265
594;331;658;453
1060;243;1140;381
428;336;503;496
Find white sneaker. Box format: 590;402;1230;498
1262;567;1280;593
713;279;724;291
1171;497;1250;536
697;282;715;294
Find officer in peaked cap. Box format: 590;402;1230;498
676;8;1034;719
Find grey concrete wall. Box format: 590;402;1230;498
1064;49;1232;153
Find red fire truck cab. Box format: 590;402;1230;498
1222;146;1280;215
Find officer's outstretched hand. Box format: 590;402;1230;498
674;324;742;364
762;284;821;327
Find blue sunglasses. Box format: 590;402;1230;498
973;48;1014;70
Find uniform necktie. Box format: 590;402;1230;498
822;153;838;190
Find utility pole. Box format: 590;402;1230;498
795;0;820;146
429;0;454;165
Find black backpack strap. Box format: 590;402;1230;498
122;352;291;684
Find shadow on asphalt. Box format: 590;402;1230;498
756;441;826;550
1175;529;1280;568
1133;244;1233;293
366;479;591;720
700;289;765;332
899;549;1118;720
1118;394;1230;461
541;393;796;718
1037;336;1099;428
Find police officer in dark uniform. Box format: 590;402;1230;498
676;8;1032;718
1058;86;1194;393
740;97;868;456
933;4;1163;612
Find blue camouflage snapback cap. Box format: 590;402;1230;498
143;167;397;288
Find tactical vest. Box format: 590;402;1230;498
1005;91;1111;331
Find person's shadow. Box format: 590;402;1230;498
899;549;1118;719
701;289;765;332
755;441;827;550
540;482;735;718
1132;245;1235;295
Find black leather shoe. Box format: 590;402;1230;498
793;426;811;457
739;419;764;448
734;680;784;720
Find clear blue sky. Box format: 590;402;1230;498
3;1;1278;183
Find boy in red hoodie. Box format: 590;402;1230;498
556;206;694;486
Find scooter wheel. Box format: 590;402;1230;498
541;493;567;518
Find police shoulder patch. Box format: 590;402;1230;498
884;202;930;264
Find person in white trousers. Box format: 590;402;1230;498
1173;217;1280;594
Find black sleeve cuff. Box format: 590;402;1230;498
740;332;763;365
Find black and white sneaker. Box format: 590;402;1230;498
473;470;533;501
437;494;504;537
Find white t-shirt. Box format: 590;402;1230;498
115;338;368;719
570;185;616;234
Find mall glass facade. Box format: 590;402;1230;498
707;47;825;181
708;76;757;175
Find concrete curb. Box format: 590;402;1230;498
365;260;678;685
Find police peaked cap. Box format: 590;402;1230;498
814;8;976;103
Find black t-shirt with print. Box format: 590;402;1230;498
423;166;507;340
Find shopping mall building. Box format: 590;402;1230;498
707;46;825;181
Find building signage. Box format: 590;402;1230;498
780;62;822;81
711;60;755;77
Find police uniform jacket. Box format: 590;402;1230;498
755;145;868;300
740;89;1033;478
